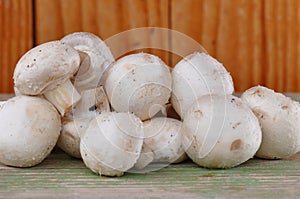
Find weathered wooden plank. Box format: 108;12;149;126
35;0;170;63
0;152;299;198
0;0;33;93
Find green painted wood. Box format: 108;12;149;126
0;94;300;198
0;152;299;198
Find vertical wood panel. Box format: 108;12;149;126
0;0;33;93
1;1;300;93
216;0;264;92
171;0;300;92
264;0;300;92
171;0;264;92
35;0;170;63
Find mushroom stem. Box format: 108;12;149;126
44;79;81;116
75;51;92;81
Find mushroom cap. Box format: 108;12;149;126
104;53;172;120
80;112;144;176
13;41;80;95
182;94;262;168
0;95;61;167
143;117;186;163
58;87;111;158
61;32;114;64
241;86;300;159
57;118;91;158
171;52;234;118
132;143;154;170
61;32;114;90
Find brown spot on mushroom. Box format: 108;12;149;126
194;110;203;118
234;100;243;108
252;108;267;120
143;54;154;63
124;63;136;70
232;122;241;129
281;105;288;110
230;139;242;151
126;139;134;151
252;89;262;97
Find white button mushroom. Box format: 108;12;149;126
0;95;61;167
241;86;300;159
61;32;115;92
80;112;144;176
13;86;21;96
182;95;262;168
143;117;187;164
68;86;110;120
57;118;90;159
104;53;172;121
0;101;6;110
13;41;81;116
57;87;110;158
132;117;188;172
132;143;154;171
171;52;234;118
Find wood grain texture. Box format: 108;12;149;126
0;151;299;198
0;0;33;93
171;0;264;92
35;0;170;62
1;0;300;93
264;0;300;92
171;0;300;92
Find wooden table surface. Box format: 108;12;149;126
0;94;300;199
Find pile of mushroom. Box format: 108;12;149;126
0;31;299;176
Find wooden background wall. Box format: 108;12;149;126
1;0;300;93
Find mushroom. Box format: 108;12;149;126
61;32;115;92
13;41;81;116
0;101;6;110
143;117;187;164
57;118;90;158
68;86;110;119
241;86;300;159
104;53;172;120
0;95;61;167
132;143;154;171
182;94;262;168
80;112;144;176
57;86;110;158
132;117;187;172
13;86;21;96
171;52;234;118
